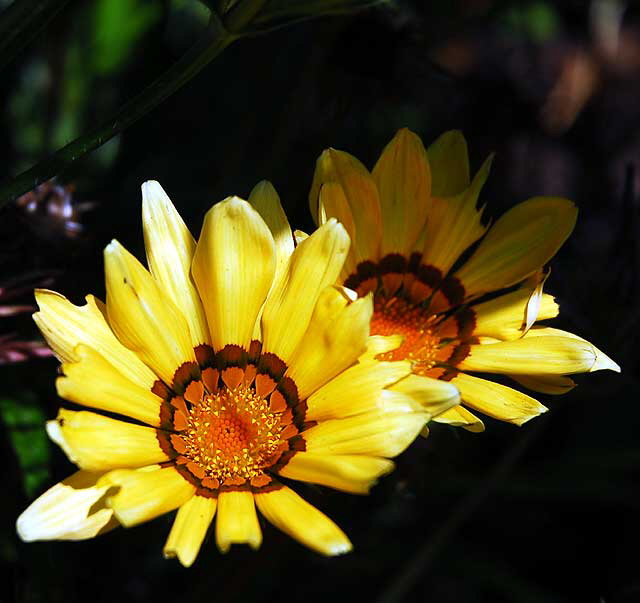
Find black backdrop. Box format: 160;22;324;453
2;2;637;602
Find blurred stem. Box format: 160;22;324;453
0;15;237;208
223;0;268;32
0;0;72;74
250;0;383;30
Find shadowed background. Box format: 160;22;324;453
1;1;637;602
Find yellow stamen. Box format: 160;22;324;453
176;385;282;483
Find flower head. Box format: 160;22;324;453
309;128;620;431
16;180;458;565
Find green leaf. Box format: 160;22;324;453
92;0;162;75
0;396;50;497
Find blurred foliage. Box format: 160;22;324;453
0;395;49;498
7;0;162;174
91;0;162;75
0;0;380;206
501;1;559;42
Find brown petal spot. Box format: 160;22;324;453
202;367;219;392
222;366;244;390
170;395;189;416
201;477;220;489
280;424;299;439
184;380;204;405
222;475;247;487
250;474;272;488
170;434;188;454
255;374;277;398
269;389;287;413
244;364;257;386
173;410;189;431
187;461;206;479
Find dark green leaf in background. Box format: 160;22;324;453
0;395;49;498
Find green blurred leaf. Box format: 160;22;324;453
92;0;162;75
502;1;559;43
0;396;50;497
526;1;559;42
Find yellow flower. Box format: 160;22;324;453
309;128;620;432
16;181;458;566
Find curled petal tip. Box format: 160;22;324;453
329;541;353;556
591;349;621;373
104;239;121;254
511;404;549;427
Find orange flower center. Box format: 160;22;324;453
179;385;283;483
370;295;441;375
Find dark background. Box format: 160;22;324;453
1;1;638;602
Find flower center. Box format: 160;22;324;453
155;343;303;494
178;385;283;484
370;295;441;375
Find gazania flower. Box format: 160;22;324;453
16;181;458;565
309;128;620;431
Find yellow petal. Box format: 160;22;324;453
192;196;275;351
261;220;349;365
427;130;470;197
101;465;195;527
459;334;615;375
293;229;308;245
421;156;492;274
452;373;547;425
254;485;351;556
164;495;217;567
372;128;431;256
318;182;356;240
46;409;170;470
521;327;620;372
388;374;461;416
247;182;297;342
378;390;425;413
454;197;578;298
57;344;163;427
286;287;372;400
302;411;428;457
33;290;156;389
248;180;295;283
142;180;210;347
278;452;393;494
305;359;411;421
317;182;358;278
309;148;382;263
472;289;559;340
104;240;195;384
510;373;576;394
360;334;405;360
16;470;116;541
522;269;551;333
433;405;485;432
215;490;262;553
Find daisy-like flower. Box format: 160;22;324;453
16;181;458;565
309;129;620;432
